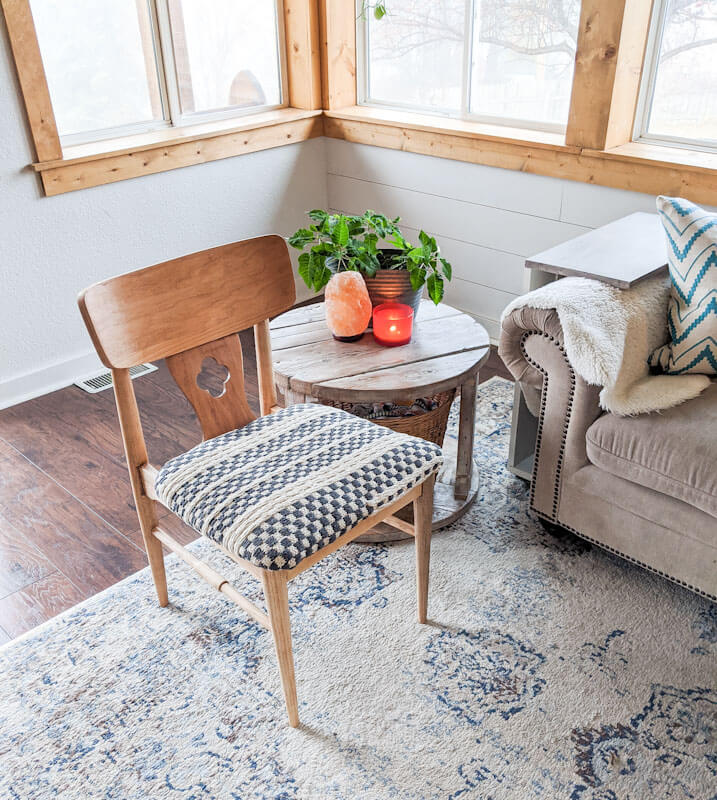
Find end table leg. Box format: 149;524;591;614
285;389;307;406
454;374;477;500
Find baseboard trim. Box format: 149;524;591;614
0;351;104;410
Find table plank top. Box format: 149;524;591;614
271;300;490;399
525;212;668;289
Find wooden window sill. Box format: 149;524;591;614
325;105;570;150
32;108;324;196
29;103;717;203
324;106;717;206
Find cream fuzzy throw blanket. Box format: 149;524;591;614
502;275;711;416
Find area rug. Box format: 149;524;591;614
1;378;715;800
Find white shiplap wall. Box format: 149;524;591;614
326;139;662;340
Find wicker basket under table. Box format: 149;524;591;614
323;390;456;448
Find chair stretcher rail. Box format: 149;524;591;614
153;526;271;630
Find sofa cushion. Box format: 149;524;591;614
585;382;717;519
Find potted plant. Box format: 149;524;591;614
288;210;453;320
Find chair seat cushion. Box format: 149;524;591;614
585;382;717;518
156;404;443;570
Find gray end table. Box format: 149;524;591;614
270;300;490;541
509;212;669;480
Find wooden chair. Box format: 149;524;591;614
78;235;441;727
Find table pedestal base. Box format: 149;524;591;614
357;459;480;543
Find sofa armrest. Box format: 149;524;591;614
498;307;603;521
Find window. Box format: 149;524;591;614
637;0;717;149
29;0;286;145
358;0;580;131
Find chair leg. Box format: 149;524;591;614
112;368;168;607
261;570;299;727
414;474;435;624
138;506;168;608
143;534;168;608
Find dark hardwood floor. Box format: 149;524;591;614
0;333;513;642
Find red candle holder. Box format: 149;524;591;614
372;302;414;346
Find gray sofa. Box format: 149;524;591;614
499;306;717;601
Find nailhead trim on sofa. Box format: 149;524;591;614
517;329;717;603
533;509;717;602
519;329;576;522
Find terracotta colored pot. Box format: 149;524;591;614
363;252;422;327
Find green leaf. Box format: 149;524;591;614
387;231;406;250
288;228;314;249
440;257;452;280
409;267;426;290
335;218;349;247
365;252;380;275
374;2;386;19
407;247;424;264
426;273;444;305
308;251;322;283
307;209;328;225
347;216;365;236
363;233;378;254
313;265;332;292
297;252;312;288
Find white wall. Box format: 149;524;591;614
326;139;663;340
0;21;326;409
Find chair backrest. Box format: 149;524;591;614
79;235;296;442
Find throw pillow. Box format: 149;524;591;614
648;196;717;375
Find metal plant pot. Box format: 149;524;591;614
363;257;422;327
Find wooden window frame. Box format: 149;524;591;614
634;0;717;153
354;0;569;136
324;0;717;207
1;0;324;195
4;0;717;203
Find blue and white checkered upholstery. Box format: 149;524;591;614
156;404;443;570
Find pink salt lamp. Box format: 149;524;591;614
324;271;372;342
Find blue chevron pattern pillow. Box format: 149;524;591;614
648;196;717;375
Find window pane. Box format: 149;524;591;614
168;0;282;115
647;0;717;143
365;0;466;112
470;0;579;126
30;0;164;139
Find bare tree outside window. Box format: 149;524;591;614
366;0;465;112
472;0;579;125
364;0;717;144
364;0;579;128
643;0;717;144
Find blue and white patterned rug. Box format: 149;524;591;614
1;378;715;800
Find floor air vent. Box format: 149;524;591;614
75;363;157;394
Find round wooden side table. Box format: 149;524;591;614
270;300;490;541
